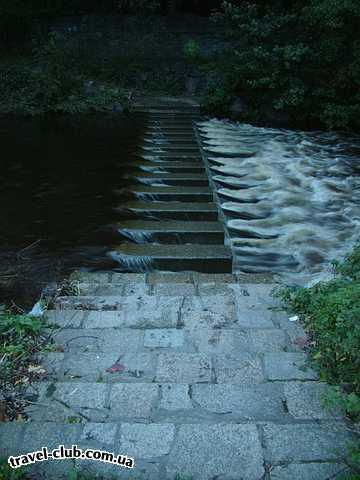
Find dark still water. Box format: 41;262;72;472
0;113;145;305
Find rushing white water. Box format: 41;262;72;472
198;119;360;285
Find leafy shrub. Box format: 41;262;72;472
278;246;360;422
0;312;46;383
0;307;52;421
204;0;360;131
0;458;28;480
282;280;360;417
0;32;128;115
279;247;360;473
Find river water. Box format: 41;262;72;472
0;113;145;305
198;119;360;285
1;114;359;304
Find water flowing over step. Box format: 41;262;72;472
113;220;225;244
109;244;232;272
122;172;209;187
114;201;218;221
115;185;213;202
109;97;232;273
118;160;205;173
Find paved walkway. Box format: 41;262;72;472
0;272;354;479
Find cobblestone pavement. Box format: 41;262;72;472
0;273;355;479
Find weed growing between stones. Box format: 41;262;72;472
278;245;360;474
0;457;28;479
0;460;114;480
0;310;51;421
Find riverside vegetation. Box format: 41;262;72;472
0;309;50;422
1;0;360;131
0;31;129;115
279;246;360;475
0;1;188;115
200;0;360;131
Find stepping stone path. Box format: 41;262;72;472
0;99;354;479
0;273;354;479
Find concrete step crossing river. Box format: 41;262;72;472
109;97;232;273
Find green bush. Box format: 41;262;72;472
0;457;28;480
278;245;360;422
0;32;128;115
203;0;360;131
279;246;360;473
0;312;47;385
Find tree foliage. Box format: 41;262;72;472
0;32;128;115
206;0;360;130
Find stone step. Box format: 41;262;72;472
148;115;200;122
25;380;289;423
145;125;198;131
114;185;213;202
109;244;233;272
70;271;245;285
146;126;196;131
118;160;205;173
133;104;199;112
37;349;315;385
144;137;198;145
145;128;197;136
141;145;200;154
114;220;225;244
147;123;197;130
145;105;199;110
136;107;199;113
141;154;202;161
53;289;281;327
122;172;209;186
50;295;185;326
147;114;198;120
1;419;351;480
144;134;197;141
47;323;290;355
114;201;218;221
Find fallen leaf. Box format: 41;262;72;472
106;362;125;374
